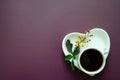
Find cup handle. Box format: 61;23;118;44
103;49;109;59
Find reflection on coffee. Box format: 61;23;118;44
80;49;103;71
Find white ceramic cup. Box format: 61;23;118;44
77;47;107;76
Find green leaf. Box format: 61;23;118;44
71;60;75;70
73;46;80;56
64;54;73;61
74;46;80;51
66;39;73;53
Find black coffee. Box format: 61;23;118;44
80;49;103;71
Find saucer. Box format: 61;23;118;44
62;28;110;69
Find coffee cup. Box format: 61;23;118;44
77;48;107;76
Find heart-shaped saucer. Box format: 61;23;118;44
62;28;110;69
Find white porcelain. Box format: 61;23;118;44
62;28;110;76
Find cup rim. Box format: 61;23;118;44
78;48;106;75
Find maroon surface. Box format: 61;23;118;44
0;0;120;80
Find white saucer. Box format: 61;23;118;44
62;28;110;69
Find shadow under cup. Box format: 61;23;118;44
78;49;105;74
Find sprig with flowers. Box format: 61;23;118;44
64;30;93;70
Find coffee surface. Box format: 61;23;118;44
80;49;103;71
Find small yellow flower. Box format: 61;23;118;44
75;43;80;47
75;39;81;43
78;35;83;39
83;39;88;43
81;43;84;47
74;30;92;49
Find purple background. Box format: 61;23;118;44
0;0;120;80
